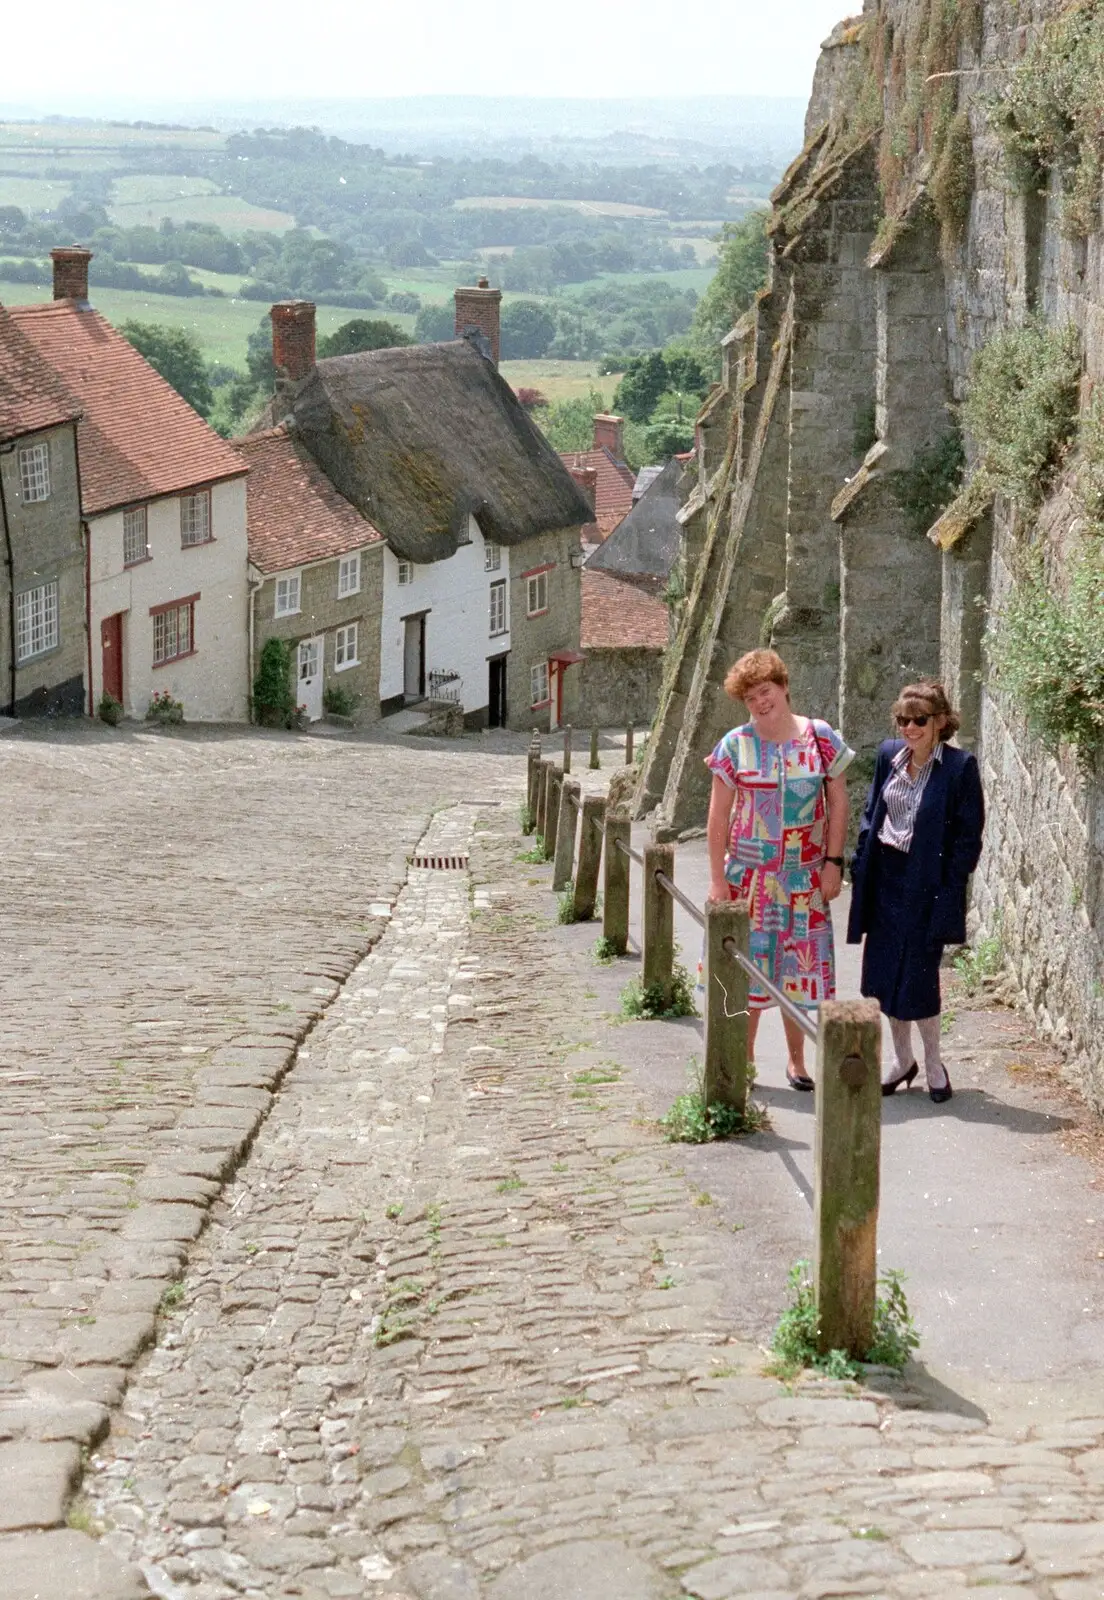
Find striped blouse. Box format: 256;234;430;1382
877;741;944;852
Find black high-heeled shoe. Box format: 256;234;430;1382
786;1064;815;1092
929;1065;953;1105
881;1062;919;1097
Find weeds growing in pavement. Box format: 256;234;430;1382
556;888;578;923
953;918;1004;996
768;1261;920;1380
516;837;545;863
659;1056;767;1143
593;935;621;963
620;961;696;1020
519;802;536;835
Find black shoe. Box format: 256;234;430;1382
882;1062;919;1097
786;1065;815;1092
929;1066;953;1105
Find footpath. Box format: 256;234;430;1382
75;785;1104;1600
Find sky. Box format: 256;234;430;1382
6;0;852;108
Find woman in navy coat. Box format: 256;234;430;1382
847;681;985;1104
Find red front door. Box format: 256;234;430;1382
101;613;124;703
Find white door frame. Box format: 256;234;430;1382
297;636;324;721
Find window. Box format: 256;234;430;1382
489;578;507;637
275;572;301;617
180;491;211;547
526;570;549;616
335;622;358;670
397;560;413;586
15;581;58;662
338;552;361;597
123;506;149;566
530;661;550;707
484;541;501;573
18;442;50;503
152;600;194;665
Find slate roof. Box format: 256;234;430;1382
558;444;636;537
279;340;593;564
0;303;82;443
234;426;382;576
584;458;682;584
7;300;246;516
582;570;669;650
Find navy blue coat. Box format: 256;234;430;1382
846;740;985;951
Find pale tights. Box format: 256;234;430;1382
888;1015;948;1088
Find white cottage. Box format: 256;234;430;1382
10;248;250;723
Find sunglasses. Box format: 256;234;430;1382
896;714;930;728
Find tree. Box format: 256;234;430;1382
613;351;669;423
536;389;608;453
120;321;214;419
692;211;769;349
415;302;456;344
641;417;695;460
317;318;412;357
500;299;558;361
252;638;297;728
0;205;27;236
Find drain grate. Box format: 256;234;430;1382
410;853;470;871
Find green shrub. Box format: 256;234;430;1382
985;544;1104;758
963;319;1080;511
888;428;966;537
253;637;297;728
953;919;1005;996
1076;390;1104;529
769;1261;920;1380
323;682;360;718
97;692;122;727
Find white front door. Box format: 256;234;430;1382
298;636;324;721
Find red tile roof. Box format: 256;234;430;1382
234;426;382;575
582;570;669;650
7;300;245;516
559;446;635;537
0;304;82;443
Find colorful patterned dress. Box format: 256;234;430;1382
705;718;854;1011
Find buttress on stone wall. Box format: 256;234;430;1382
641;0;1104;1103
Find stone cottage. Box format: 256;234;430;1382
0;303;85;717
639;1;1104;1100
560;413;636;548
234;426;384;724
259;293;591;730
9;248;250;722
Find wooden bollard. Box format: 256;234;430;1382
625;722;635;765
537;758;554;843
563;723;573;775
589;725;600;770
602;806;631;955
642;841;675;1005
814;999;883;1359
526;734;542;824
553;777;580;891
703;900;750;1111
573;794;606;921
544;768;563;861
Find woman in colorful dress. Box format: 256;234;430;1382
847;681;984;1105
706;649;854;1090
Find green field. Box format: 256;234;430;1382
455;195;666;219
0;175;71;211
0;121;224;153
107;184;297;234
561;265;716;296
499;361;618;405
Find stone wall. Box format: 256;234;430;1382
576;646;663;730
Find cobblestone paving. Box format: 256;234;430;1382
83;800;1104;1600
0;723;521;1595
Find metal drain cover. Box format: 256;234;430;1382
410;853;470;870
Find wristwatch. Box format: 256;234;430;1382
825;856;845;869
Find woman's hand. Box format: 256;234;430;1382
820;862;843;904
707;878;730;904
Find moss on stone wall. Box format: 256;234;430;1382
963;318;1081;512
931;111;975;253
888;428;966;536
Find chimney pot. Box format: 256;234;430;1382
454;280;502;367
270;300;317;388
593;412;625;458
51;245;93;302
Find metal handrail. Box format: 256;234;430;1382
614;837;644;867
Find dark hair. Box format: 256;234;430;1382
724;648;789;703
892;680;960;741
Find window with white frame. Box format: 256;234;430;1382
180;490;211;546
337;551;361;597
530;660;550;707
335;622;359;670
275;572;301;617
484;541;501;573
123;506;149;566
18;442;50;503
15;580;58;662
397;560;413;585
526;570;549;616
152;600;193;665
489;578;507;637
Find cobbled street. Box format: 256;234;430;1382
5;724;1104;1599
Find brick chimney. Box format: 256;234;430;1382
270;300;316;389
454;277;502;367
51;246;93;302
593;413;624;458
566;464;598;510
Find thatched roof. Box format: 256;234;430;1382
585;458;682;584
284;341;593;563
